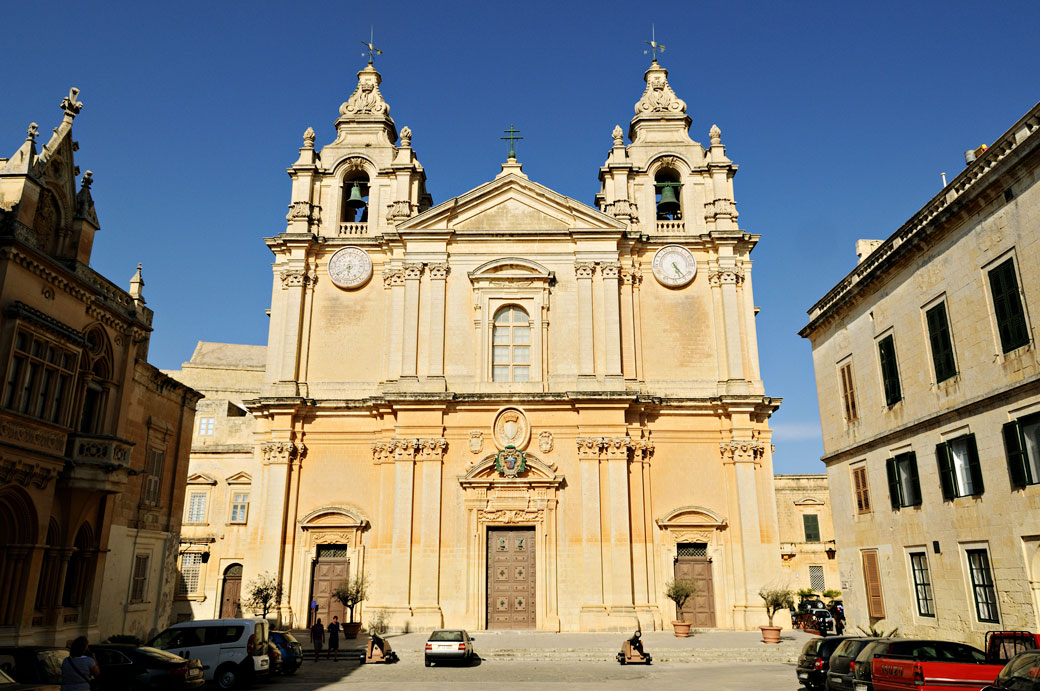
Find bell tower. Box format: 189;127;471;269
598;61;738;237
284;63;431;239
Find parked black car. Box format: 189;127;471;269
825;638;875;691
851;638;904;691
797;636;851;689
91;644;203;690
269;632;303;675
0;648;67;686
0;665;58;690
983;649;1040;690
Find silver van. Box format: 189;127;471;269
149;618;269;689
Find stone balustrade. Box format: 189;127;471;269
338;222;368;236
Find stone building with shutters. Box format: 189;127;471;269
167;58;783;632
800;100;1040;645
0;90;200;644
774;475;840;598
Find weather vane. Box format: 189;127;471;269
643;24;665;63
361;26;383;66
501;124;523;159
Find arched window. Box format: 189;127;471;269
492;305;531;382
79;327;113;434
654;167;682;221
341;174;369;224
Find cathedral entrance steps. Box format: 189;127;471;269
292;629;812;664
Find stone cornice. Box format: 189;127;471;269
801;101;1040;338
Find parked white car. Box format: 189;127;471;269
149;618;269;690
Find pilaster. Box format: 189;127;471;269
575;262;596;382
388;438;418;620
384;270;405;384
401;263;423;381
577;436;607;628
412;437;447;628
603;436;635;617
427;263;449;386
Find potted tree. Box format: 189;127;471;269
244;572;282;621
758;585;795;644
332;575;368;639
664;578;698;637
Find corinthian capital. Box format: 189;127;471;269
574;262;596;279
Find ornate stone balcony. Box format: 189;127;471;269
63;433;134;493
656;219;685;232
338;222;368;235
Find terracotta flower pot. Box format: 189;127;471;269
343;622;362;639
760;625;782;644
671;620;692;638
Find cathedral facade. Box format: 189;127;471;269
171;59;782;632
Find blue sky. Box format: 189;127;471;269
3;1;1037;473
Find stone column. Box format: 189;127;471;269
600;263;623;381
720;437;769;629
577;437;607;628
385;270;405;382
401;263;424;381
388;438;418;621
575;263;596;380
604;437;635;617
412;438;447;628
427;264;449;382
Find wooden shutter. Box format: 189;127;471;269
878;335;902;406
906;452;922;506
853;466;871;513
886;458;901;509
926;303;957;382
936;442;955;501
965;433;984;495
989;260;1029;353
1003;421;1029;489
861;550;886;618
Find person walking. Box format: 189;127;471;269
61;636;100;691
310;617;325;663
327;616;341;661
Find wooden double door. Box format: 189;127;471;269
487;528;535;629
674;553;716;628
310;558;349;627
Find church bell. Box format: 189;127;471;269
346;182;367;209
657;185;680;215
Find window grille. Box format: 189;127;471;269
809;565;825;591
317;545;348;560
178;553;202;596
910;552;935;617
186;492;208;523
677;543;707;558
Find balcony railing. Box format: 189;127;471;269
68;434;132;467
656;219;685;233
338;222;368;236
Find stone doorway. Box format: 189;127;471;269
487;527;536;629
310;546;349;627
220;564;243;618
674;543;716;627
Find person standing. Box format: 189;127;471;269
61;636;100;691
310;618;325;663
327;616;341;661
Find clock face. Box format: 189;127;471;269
651;245;697;287
327;246;373;289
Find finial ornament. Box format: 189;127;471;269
81;170;93;189
400;125;412;146
361;26;383;66
341;65;390;117
643;24;665;64
26;123;39;141
302;127;315;148
501;124;523;159
709;124;721;144
60;87;83;118
612;125;624;146
634;63;687;116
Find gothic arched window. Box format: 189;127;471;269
492;305;531;383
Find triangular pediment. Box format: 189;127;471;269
397;173;625;233
225;472;252;484
186;473;217;485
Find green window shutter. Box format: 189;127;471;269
936;442;955;501
1003;421;1029;489
878;335;902;406
926;303;957;382
803;514;821;543
906;452;922;506
965;433;984;495
886;457;901;509
989;260;1030;353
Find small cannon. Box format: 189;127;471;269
617;629;652;665
363;632;399;664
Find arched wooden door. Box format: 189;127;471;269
220;564;243;618
674;543;716;628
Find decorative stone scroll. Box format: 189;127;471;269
279;268;315;289
261;441;304;465
478;508;545;524
634;63;687;115
719;438;765;464
286;201;320;223
340;66;390;117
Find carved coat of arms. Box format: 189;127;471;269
495;446;527;478
493;407;530;450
